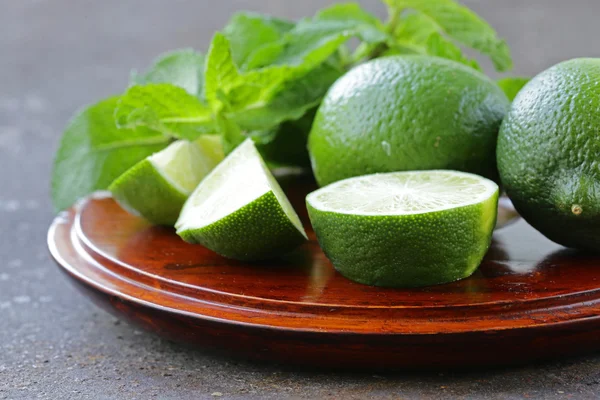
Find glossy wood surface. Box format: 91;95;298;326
48;181;600;369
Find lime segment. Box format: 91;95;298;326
109;137;223;226
176;139;307;261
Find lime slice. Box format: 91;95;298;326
176;139;307;261
306;170;499;287
109;136;223;226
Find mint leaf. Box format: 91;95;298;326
317;2;381;23
426;32;481;71
204;33;324;131
51;97;170;211
497;77;530;101
394;13;439;47
273;24;354;68
204;33;242;109
206;33;343;132
205;35;293;116
230;61;342;131
225;4;387;70
385;0;512;72
116;84;215;140
315;2;387;43
223;12;294;70
132;49;205;97
272;3;388;67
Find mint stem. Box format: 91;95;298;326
364;7;403;61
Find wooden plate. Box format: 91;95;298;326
48;180;600;370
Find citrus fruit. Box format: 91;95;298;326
497;58;600;251
306;170;499;287
109;135;223;226
176;139;307;261
308;55;509;186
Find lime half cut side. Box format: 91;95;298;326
176;139;307;261
306;170;499;288
109;136;223;226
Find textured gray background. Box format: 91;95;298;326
2;0;600;399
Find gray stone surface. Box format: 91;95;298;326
1;0;600;398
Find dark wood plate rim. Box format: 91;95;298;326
48;194;600;336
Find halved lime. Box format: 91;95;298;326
109;136;223;226
306;170;499;287
176;139;307;261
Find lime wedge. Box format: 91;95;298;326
306;170;499;287
109;136;223;226
176;139;307;261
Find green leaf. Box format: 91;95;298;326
205;34;295;117
116;84;215;140
223;12;294;70
132;49;206;97
272;24;355;67
230;61;343;131
205;33;336;131
227;67;297;114
51;96;170;211
497;77;530;101
315;2;387;42
385;0;513;72
425;32;481;71
394;12;439;47
272;3;389;67
204;33;242;109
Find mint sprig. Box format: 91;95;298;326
384;0;512;71
51;0;516;211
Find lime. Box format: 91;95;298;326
498;58;600;251
308;55;509;186
109;136;223;226
175;139;307;261
306;170;499;287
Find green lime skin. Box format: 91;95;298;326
178;191;306;261
498;58;600;251
109;159;187;226
308;55;509;186
306;193;498;288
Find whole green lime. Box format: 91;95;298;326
308;55;509;186
497;58;600;251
